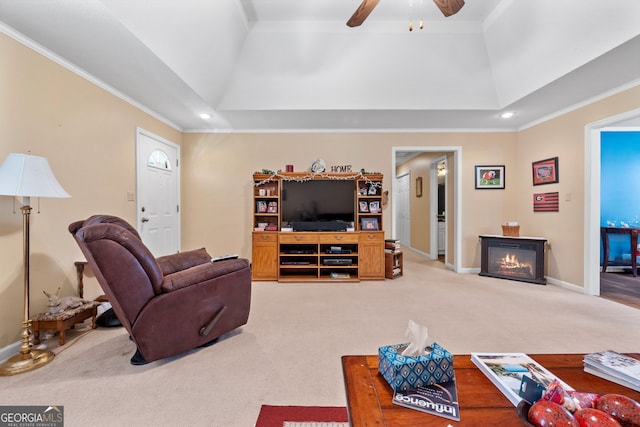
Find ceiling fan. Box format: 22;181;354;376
346;0;465;27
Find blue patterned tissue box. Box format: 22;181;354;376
378;342;454;391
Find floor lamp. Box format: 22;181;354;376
0;153;70;376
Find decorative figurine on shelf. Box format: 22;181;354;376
310;158;326;173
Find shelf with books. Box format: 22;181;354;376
385;251;403;279
384;239;402;279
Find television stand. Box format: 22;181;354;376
252;230;385;282
251;172;385;282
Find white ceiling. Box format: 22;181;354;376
1;0;639;132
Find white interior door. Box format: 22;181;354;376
431;156;447;260
396;173;411;247
136;128;180;256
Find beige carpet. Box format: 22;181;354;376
1;250;640;427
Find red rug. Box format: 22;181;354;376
255;405;349;427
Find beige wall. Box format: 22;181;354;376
0;34;181;347
1;31;639;349
181;132;519;270
515;86;640;286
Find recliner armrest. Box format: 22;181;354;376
156;248;211;276
160;258;250;292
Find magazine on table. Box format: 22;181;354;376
584;351;640;391
470;353;573;406
392;378;460;421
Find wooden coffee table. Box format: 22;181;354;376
342;353;640;426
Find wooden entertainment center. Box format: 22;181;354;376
251;172;385;282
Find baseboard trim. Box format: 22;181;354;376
546;276;587;293
403;246;434;259
0;340;21;364
461;269;586;293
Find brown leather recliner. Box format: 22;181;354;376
69;215;251;365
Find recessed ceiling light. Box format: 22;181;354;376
499;111;516;119
199;113;211;120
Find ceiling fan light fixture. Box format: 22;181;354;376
348;0;463;28
408;0;424;32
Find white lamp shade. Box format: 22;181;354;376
0;153;70;198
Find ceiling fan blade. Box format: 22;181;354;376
433;0;465;17
347;0;381;27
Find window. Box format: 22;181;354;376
147;149;171;171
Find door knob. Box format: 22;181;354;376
141;217;150;223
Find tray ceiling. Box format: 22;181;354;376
1;0;639;132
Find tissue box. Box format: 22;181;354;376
378;342;454;391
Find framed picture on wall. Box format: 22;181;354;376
532;157;559;185
475;165;505;189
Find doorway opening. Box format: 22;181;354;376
392;146;461;272
585;108;640;300
432;157;447;264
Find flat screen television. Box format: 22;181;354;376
281;180;355;231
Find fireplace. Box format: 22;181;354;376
479;235;547;284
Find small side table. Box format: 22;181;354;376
385;251;403;279
601;227;640;276
32;301;100;346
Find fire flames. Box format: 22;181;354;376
496;253;533;277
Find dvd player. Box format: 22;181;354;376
323;259;353;266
